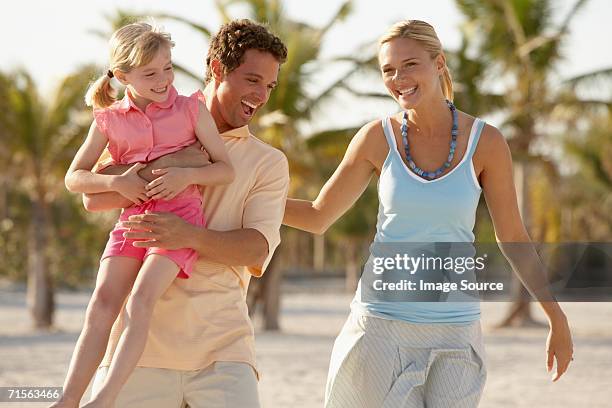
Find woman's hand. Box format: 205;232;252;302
546;314;574;382
146;167;190;201
112;162;149;205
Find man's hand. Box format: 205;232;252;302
121;211;194;250
146;168;191;200
113;163;149;205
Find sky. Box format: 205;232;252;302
3;0;611;130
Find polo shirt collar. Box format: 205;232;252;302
221;125;250;138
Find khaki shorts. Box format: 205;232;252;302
92;362;260;408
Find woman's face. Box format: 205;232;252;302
378;37;445;110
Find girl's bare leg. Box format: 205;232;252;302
49;257;141;408
84;255;179;407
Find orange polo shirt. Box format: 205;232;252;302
99;124;289;377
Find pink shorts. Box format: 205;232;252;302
101;197;205;279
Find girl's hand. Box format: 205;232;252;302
546;315;574;382
146;167;190;201
113;162;149;205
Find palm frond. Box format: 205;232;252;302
173;62;201;84
563;67;612;89
153;13;212;37
214;0;234;23
340;88;390;100
305;127;359;150
300;63;364;118
44;65;97;146
319;0;353;39
558;0;590;36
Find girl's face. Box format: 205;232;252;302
378;37;445;110
117;46;174;105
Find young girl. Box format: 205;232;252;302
53;22;234;408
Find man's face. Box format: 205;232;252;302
213;49;280;132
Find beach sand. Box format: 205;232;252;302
1;281;611;407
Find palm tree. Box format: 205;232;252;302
303;127;378;290
0;67;96;328
454;0;612;326
0;73;12;219
562;113;612;240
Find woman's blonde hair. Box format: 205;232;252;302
85;21;175;109
379;20;453;101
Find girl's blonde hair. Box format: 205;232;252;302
379;20;453;101
85;21;175;109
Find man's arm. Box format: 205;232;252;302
188;228;268;268
121;151;290;273
121;212;268;268
83;142;211;211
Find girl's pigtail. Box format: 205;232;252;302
85;72;117;109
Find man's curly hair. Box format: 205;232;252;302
205;19;287;84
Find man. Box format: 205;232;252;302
78;19;288;407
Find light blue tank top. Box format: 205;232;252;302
351;116;486;324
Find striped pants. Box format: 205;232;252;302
325;312;487;408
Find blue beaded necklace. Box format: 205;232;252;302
401;100;458;180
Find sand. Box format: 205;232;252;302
1;280;611;407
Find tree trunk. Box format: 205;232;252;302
247;249;282;331
344;240;359;292
0;176;7;219
26;199;54;329
313;234;325;274
497;161;539;328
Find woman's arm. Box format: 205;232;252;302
284;121;382;234
480;125;559;304
145;102;234;201
480;124;573;381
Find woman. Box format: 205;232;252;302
283;20;573;407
